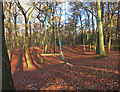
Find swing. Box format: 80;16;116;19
41;53;62;56
41;28;64;58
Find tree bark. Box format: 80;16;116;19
114;2;120;49
25;17;32;68
7;2;12;60
29;21;31;47
107;2;111;53
86;10;91;52
52;4;56;53
97;2;106;56
1;2;15;90
91;4;96;51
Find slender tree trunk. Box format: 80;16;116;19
44;10;50;53
114;2;120;48
105;12;108;46
14;17;19;49
73;17;76;47
39;22;42;46
96;31;100;54
7;2;12;60
108;2;111;53
88;13;91;52
118;2;120;50
91;5;96;51
101;2;104;22
24;17;32;68
22;30;24;49
29;21;31;47
83;29;86;52
86;10;91;52
108;16;112;52
97;2;106;56
1;2;15;90
79;12;85;52
41;3;50;63
52;5;56;53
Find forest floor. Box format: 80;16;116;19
11;45;119;90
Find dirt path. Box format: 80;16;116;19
11;45;119;90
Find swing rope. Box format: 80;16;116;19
58;29;65;59
41;2;65;64
55;1;65;60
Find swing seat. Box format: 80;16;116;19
41;53;62;56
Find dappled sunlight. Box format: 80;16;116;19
84;52;96;55
11;45;119;90
3;0;119;90
76;65;119;74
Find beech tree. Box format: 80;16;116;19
16;1;38;68
97;2;106;56
1;1;15;90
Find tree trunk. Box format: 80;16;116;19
41;3;50;63
88;14;91;52
79;12;85;52
91;4;96;51
73;17;76;47
108;2;112;53
118;2;120;49
96;31;100;54
25;17;32;68
104;13;108;46
97;2;106;56
85;10;91;52
114;2;120;49
14;17;19;49
1;2;15;90
7;2;12;60
52;5;56;53
29;21;31;47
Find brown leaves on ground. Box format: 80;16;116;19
11;45;119;90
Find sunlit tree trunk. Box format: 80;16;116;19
52;4;56;53
41;3;50;63
7;2;12;60
29;21;31;47
22;30;24;48
1;2;15;90
91;4;96;51
24;16;32;68
108;2;112;53
16;1;34;68
97;2;106;56
44;6;50;54
114;2;120;48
